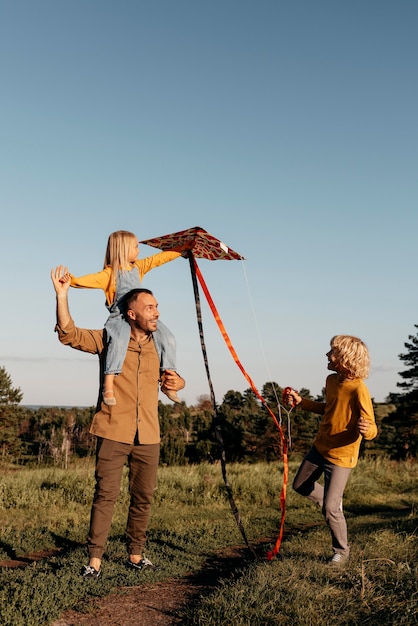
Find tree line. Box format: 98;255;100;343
1;325;418;466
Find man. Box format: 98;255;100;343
51;266;185;579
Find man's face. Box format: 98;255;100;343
127;293;160;333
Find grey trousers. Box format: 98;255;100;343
292;445;352;556
87;437;160;559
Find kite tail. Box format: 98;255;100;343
188;253;257;559
191;255;288;560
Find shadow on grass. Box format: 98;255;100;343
346;503;413;516
0;534;85;569
345;503;415;532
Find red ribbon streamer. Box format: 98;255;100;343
192;257;288;559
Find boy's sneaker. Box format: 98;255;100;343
81;564;101;579
329;553;349;566
125;557;160;572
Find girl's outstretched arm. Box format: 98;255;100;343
59;270;71;284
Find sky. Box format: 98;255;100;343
0;0;417;408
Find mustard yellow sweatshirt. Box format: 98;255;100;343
300;374;377;468
70;251;181;306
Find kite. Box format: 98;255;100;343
141;225;244;261
140;226;288;560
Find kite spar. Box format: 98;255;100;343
140;226;288;560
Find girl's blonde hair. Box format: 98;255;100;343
103;231;137;282
330;335;370;380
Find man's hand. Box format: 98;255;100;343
51;266;71;296
51;266;72;328
161;369;186;393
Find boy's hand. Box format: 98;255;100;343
358;417;370;435
282;387;302;408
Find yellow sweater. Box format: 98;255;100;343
70;251;181;306
300;374;377;468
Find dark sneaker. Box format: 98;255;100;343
125;557;160;572
329;553;349;566
81;564;101;579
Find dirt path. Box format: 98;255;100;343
0;542;265;626
51;544;256;626
2;525;325;625
2;526;322;625
52;579;203;626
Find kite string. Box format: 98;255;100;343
239;260;294;448
239;260;283;415
192;257;288;558
193;259;281;430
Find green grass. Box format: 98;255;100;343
0;458;417;625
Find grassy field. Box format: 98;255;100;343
0;457;417;625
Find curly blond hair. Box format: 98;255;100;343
330;335;370;380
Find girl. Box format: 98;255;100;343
66;230;182;405
283;335;377;565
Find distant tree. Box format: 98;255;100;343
261;381;282;406
378;394;418;459
0;366;24;459
159;402;189;465
397;324;418;391
20;406;96;464
195;394;213;411
279;387;318;455
378;326;418;459
222;390;245;411
217;391;246;461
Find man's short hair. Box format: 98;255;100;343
122;288;154;312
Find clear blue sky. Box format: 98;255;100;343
1;0;417;407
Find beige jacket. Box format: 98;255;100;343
55;317;161;444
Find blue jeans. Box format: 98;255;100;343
105;315;176;374
293;445;352;556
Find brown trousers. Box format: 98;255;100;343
87;437;160;559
